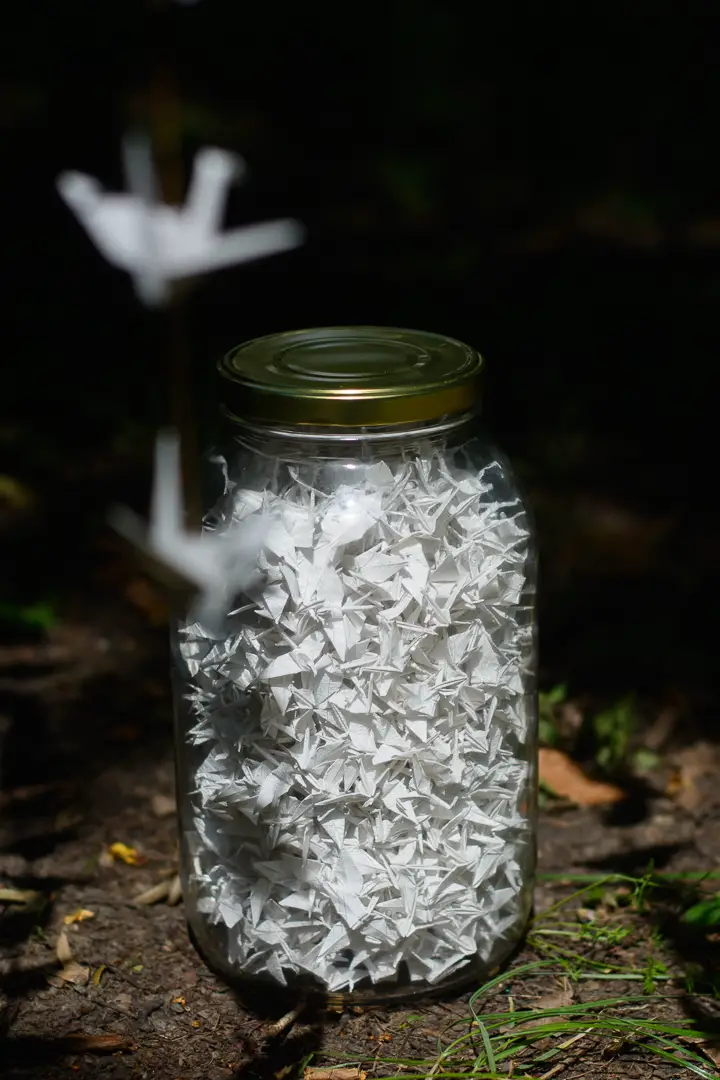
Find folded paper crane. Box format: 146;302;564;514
179;451;535;989
110;431;268;632
56;137;304;306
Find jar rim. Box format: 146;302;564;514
217;326;483;427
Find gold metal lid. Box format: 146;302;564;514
217;326;483;427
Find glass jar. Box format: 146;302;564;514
171;327;537;1008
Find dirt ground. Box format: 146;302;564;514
2;591;720;1080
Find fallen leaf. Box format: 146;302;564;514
666;767;702;811
59;960;90;986
112;992;134;1013
92;964;106;986
58;1033;133;1053
498;980;575;1034
151;794;177;818
56;929;74;965
304;1071;367;1080
665;742;719;812
530;979;574;1011
63;908;95;925
684;1035;720;1068
539;748;625;806
699;1041;720;1067
108;842;143;865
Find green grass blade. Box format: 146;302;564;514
633;1038;717;1079
468;959;558;1007
470;1017;496;1073
476;995;655;1027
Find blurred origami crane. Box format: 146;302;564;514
56;136;303;306
110;431;268;632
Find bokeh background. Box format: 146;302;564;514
2;2;719;757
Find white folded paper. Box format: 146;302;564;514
179;446;536;990
111;431;269;632
57;136;304;306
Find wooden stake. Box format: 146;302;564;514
145;0;202;527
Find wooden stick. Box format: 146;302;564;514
145;0;202;528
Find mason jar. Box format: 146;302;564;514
171;326;538;1007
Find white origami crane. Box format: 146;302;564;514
56;136;304;306
110;431;269;632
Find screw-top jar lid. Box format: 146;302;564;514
218;326;483;427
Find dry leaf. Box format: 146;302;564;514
700;1041;720;1067
305;1071;367;1080
684;1035;720;1068
151;793;177;818
59;960;90;986
112;992;134;1013
665;768;697;809
63;908;95;925
666;742;719;812
108;842;143;865
528;984;574;1015
539;748;625;806
56;929;74;965
531;979;574;1012
59;1032;133;1053
501;980;574;1033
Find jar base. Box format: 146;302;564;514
187;921;529;1014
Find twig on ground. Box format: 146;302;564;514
0;888;42;905
134;879;172;905
167;874;182;905
537;1028;596;1079
262;1005;306;1039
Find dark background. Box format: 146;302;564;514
2;2;719;716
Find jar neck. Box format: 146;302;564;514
221;411;478;461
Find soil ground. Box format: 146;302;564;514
2;595;720;1080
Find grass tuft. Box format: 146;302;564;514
312;871;720;1079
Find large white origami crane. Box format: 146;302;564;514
110;431;268;632
56;137;304;306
